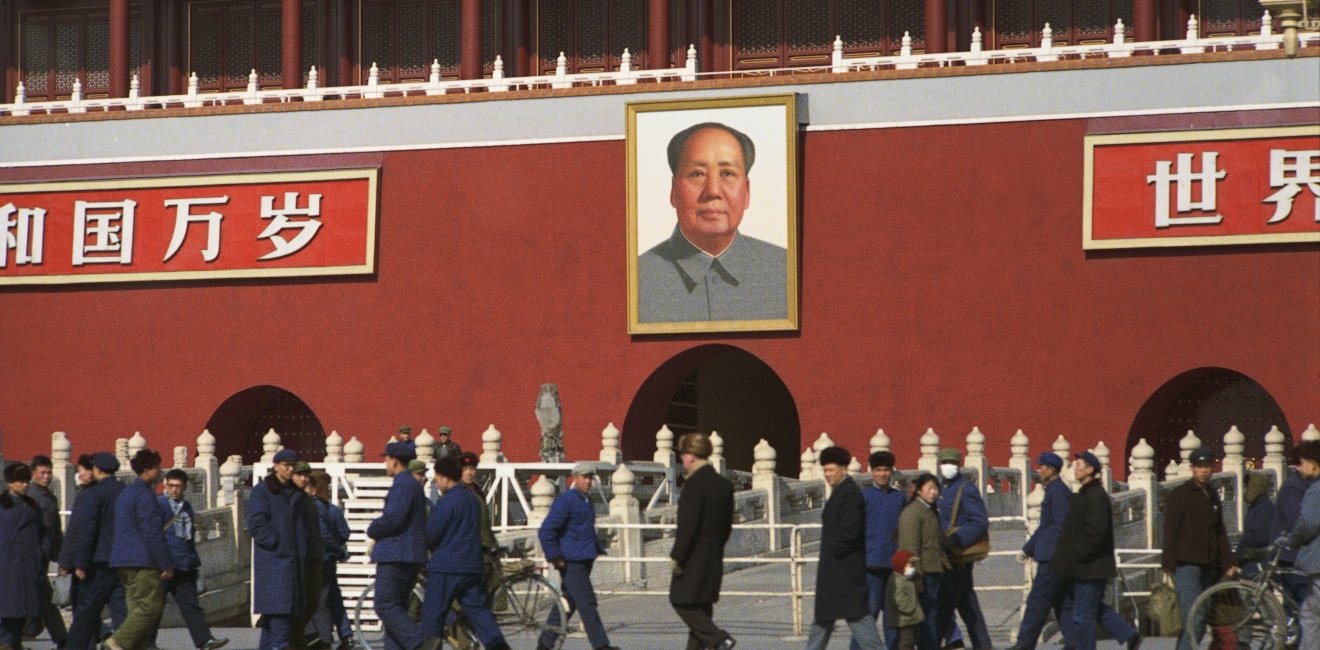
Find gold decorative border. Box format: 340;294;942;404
1083;125;1320;251
625;93;800;335
0;168;379;286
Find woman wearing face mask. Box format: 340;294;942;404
897;474;947;650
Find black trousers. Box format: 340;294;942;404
66;564;124;650
150;571;212;648
672;603;729;650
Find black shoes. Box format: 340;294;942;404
1126;634;1142;650
715;637;737;650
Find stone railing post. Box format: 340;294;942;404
599;423;622;465
414;429;436;464
218;454;242;507
848;455;861;475
1302;423;1320;443
1178;430;1202;479
343;436;365;463
753;438;781;547
481;425;505;464
1262;425;1287;489
870;429;890;459
260;428;281;463
966;427;989;492
128;431;148;461
609;464;641;581
115;438;130;468
195;429;219;509
1019;480;1046;642
710;431;725;474
173;446;189;469
50;431;76;517
1165;460;1181;481
529;475;556;526
1222;425;1247;527
1053;435;1075;489
1093;441;1113;492
799;447;818;481
1009;429;1031;515
1128;438;1158;548
324;431;343;463
918;428;940;474
811;433;836;478
654;425;675;469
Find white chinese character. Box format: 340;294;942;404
257;192;323;261
1146;152;1226;228
1264;148;1320;224
162;196;229;263
73;199;136;265
1;203;46;268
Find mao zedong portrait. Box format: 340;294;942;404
637;122;788;323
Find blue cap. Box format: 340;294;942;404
1037;452;1063;470
91;452;120;473
383;441;416;461
272;449;299;464
1077;451;1103;474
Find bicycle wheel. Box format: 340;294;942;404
493;573;572;650
1182;580;1287;649
352;582;428;650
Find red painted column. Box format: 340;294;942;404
1133;0;1157;41
282;0;302;89
109;0;129;97
924;0;947;53
648;0;670;68
511;0;531;76
461;0;481;79
688;0;712;73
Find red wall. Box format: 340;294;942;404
2;114;1317;472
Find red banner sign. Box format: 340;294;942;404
0;169;378;285
1084;126;1320;249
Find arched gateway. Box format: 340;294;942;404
205;386;326;463
622;345;800;477
1126;367;1292;473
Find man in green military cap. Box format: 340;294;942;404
290;460;325;648
435;427;462;460
935;447;992;649
397;426;412;443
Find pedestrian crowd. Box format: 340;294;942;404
6;435;1319;650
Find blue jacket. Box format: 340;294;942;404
862;483;905;568
425;485;483;575
1270;471;1315;565
0;490;46;618
316;499;351;563
159;495;201;571
68;475;124;568
1023;477;1070;563
538;488;602;562
1286;480;1320;575
247;473;317;615
110;478;175;571
367;472;427;565
936;474;989;548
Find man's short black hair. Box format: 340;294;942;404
868;451;895;469
1296;440;1320;466
129;449;162;475
76;454;95;471
818;446;852;468
164;469;189;484
666;122;756;175
30;455;53;470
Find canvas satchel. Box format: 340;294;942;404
946;485;991;565
1146;575;1182;638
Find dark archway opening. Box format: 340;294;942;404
1126;367;1292;474
205;386;326;464
622;345;800;477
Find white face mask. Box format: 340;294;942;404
940;464;960;481
904;565;917;578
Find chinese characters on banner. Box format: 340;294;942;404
0;169;378;285
1084;125;1320;250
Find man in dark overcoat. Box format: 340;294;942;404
24;455;68;647
669;433;735;650
1051;451;1138;650
1162;447;1237;650
66;452;127;650
247;449;319;650
804;447;883;650
1;462;48;650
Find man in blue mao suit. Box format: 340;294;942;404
858;450;905;650
65;452;127;650
422;456;509;650
247;449;320;650
935;448;992;650
537;462;617;650
367;443;437;650
106;449;175;650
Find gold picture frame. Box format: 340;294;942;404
626;94;800;335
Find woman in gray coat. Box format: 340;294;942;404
897;474;947;650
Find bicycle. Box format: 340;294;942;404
351;549;572;650
1179;545;1304;649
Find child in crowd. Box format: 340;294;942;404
886;549;924;650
